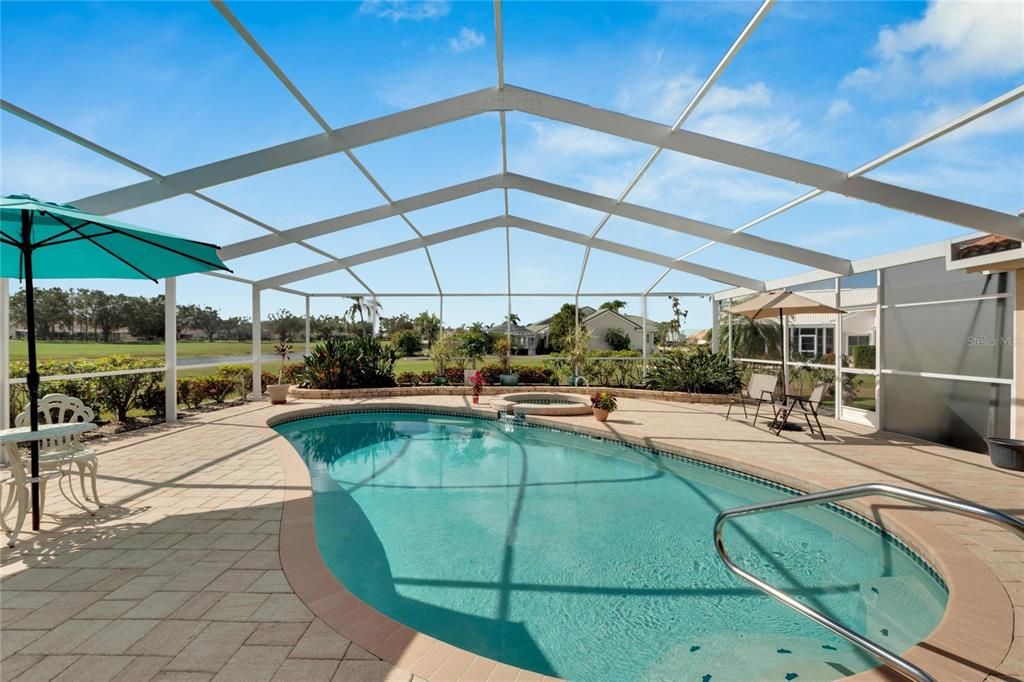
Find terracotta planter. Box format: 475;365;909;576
267;384;291;404
472;395;480;404
593;407;609;422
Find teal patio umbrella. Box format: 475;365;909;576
1;194;231;529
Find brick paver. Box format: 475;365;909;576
1;396;1020;681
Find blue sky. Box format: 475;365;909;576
2;0;1022;329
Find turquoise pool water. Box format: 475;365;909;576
276;411;947;681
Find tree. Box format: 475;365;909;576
504;312;521;326
267;309;303;342
547;303;584;352
94;293;128;342
459;329;491;369
310;314;341;340
717;315;782;359
180;304;222;342
604;327;631;351
391;329;423;356
668;296;689;344
600;300;627;313
379;313;413;337
414;312;441;349
221;316;250;341
125;296;165;340
345;297;383;335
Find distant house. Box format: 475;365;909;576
779;287;877;357
527;306;657;353
686;329;711;345
484;322;540;355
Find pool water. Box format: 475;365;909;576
276;412;946;681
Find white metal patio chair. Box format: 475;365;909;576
726;373;779;425
14;394;102;511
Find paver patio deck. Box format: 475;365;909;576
1;395;1021;682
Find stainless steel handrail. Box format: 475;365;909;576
713;482;1024;682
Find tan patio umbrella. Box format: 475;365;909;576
727;289;844;394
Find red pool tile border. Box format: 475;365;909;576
268;401;1015;682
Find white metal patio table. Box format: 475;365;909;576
0;422;97;545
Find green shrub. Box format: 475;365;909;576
176;378;207;410
645;348;740;394
396;371;421;386
301;336;397;389
511;365;553;384
391;329;423;357
137;381;166;418
852;345;876;369
604;327;631;351
90;356;163;422
478;364;504;385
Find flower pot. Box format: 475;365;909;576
499;374;519;387
593;407;609;422
267;384;291;404
472;395;480;404
986;437;1024;471
433;376;449;386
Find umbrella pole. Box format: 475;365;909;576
20;211;41;531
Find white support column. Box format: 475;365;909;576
875;269;885;430
834;277;843;419
439;294;444;334
164;277;177;422
371;295;379;336
0;278;10;430
710;298;721;353
728;307;734;359
782;313;790;393
304;295;311;356
252;285;262;400
641;295;648;377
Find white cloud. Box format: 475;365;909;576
358;0;449;22
842;0;1024;91
521;121;636;159
0;150;142;203
826;98;852;121
448;28;484;54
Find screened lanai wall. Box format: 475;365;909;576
2;0;1023;454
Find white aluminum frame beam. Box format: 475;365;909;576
304;291;709;297
500;85;1024;238
220;175;504;260
258;217;507;289
646;83;1024;293
220;172;849;274
70;86;498;214
69;85;1021;239
258;214;764;291
0;98;371;296
507;174;851;274
576;0;775;294
213;0;442;294
510;216;764;291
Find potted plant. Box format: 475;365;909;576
267;341;293;404
431;333;454;385
470;371;484;405
985;437;1024;471
494;336;518;386
590;391;617;422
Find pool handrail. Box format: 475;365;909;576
713;482;1024;682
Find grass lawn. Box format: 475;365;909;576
8;339;280;362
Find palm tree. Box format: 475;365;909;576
346;297;383;334
717;315;782;358
504;312;521;326
599;299;627;313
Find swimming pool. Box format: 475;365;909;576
276;410;947;681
